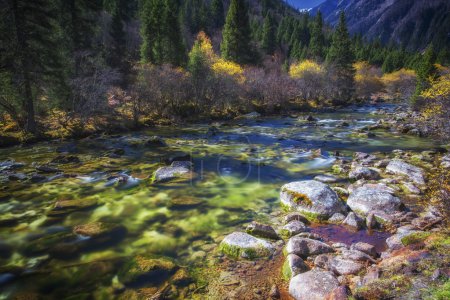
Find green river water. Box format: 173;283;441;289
0;105;441;299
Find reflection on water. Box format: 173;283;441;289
0;104;440;298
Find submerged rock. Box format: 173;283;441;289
0;160;25;171
286;237;334;258
386;159;425;185
347;186;402;215
219;232;275;259
245;222;279;240
118;255;177;287
145;136;167;147
289;270;339;300
73;222;127;244
280;180;346;220
36;165;61;173
51;155;81;164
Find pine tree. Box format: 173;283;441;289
1;0;63;133
326;11;355;103
262;13;276;55
163;0;186;66
211;0;224;28
414;44;436;97
221;0;253;64
108;4;126;68
140;0;164;63
309;10;324;61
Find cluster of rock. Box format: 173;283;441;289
218;148;446;299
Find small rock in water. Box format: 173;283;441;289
245;222;279;240
329;213;346;223
280;221;308;238
219;232;275;259
342;212;365;230
51;155;81;164
283;254;309;279
305;115;317;122
286;237;334;258
314;174;339;183
36;165;61;173
350;242;377;258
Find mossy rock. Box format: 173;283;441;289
219;232;275;260
167;196;204;209
401;232;432;246
22;231;79;258
73;222;128;245
118;255;178;287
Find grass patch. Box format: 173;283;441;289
353;275;411;300
401;232;432;246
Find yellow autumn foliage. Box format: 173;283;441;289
353;61;383;99
289;60;324;79
381;68;417;100
211;58;244;80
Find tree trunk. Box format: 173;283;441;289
11;0;36;133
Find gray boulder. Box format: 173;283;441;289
386;159;425;185
342;212;364;230
286;237;334;258
350;242;377;258
289;270;339;300
219;232;275;259
349;166;379;180
280;221;308;238
347;186;402;215
331;257;364;275
280;180;346;220
283;254;309;279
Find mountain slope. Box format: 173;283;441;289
310;0;450;51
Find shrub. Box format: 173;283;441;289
382;68;417;101
354;61;384;100
289;60;324;79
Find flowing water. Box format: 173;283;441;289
0;104;441;298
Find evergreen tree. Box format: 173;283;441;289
0;0;62;133
140;0;163;63
326;11;355;103
163;0;186;66
414;44;436;97
262;13;276;55
309;10;324;60
211;0;224;28
107;4;126;68
382;50;404;73
221;0;253;64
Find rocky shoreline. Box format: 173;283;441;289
215;147;449;299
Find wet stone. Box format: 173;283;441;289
350;242;377;258
342;212;365;230
280;221;308;238
286;237;334;258
219;232;275;260
289;269;339;300
245;222;279;240
36;165;61;173
283;254;309;279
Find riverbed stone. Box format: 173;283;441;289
349;166;379;180
289;269;339;300
342;212;364;230
314;174;339;184
402;182;421;195
245;222;279;240
280;180;346;220
219;232;275;259
331;256;364;275
73;222;127;244
280;221;308;238
282;254;309;279
118;255;178;286
284;212;309;224
329;213;346;223
347;186;402;216
286;237;334;258
386;159;425;185
153;165;191;183
314;254;335;270
350;242;377;258
36;165;61;173
340;249;376;263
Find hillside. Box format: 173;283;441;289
310;0;450;51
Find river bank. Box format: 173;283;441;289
0;104;448;299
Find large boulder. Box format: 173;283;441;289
347;186;402;216
280;180;346;220
286;237;334;258
219;232;275;259
289;270;339;300
386;159;425;185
